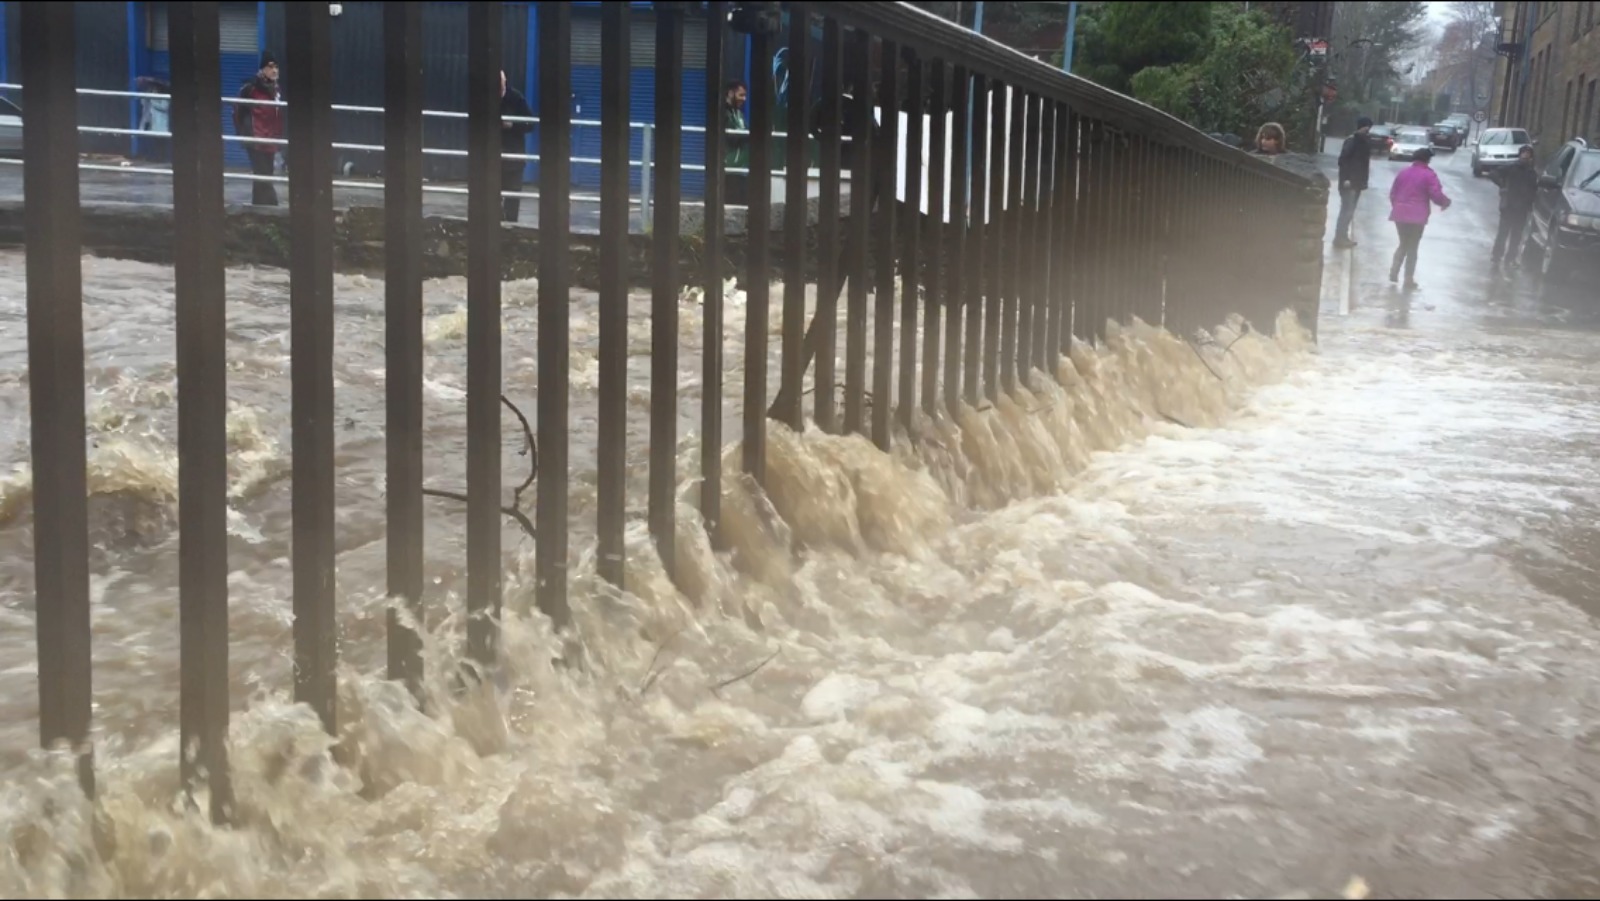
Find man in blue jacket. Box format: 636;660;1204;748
1333;116;1372;249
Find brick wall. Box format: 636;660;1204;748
1499;1;1600;155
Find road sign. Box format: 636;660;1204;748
1473;109;1487;123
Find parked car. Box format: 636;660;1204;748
0;95;21;158
1471;127;1535;176
1428;121;1462;149
1445;113;1472;141
1522;138;1600;284
1388;127;1432;161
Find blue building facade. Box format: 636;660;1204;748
0;1;744;194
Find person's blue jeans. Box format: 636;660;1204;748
1335;185;1362;243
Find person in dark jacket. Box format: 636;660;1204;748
1489;144;1538;268
1333;116;1373;249
499;70;535;223
722;80;749;208
234;53;284;206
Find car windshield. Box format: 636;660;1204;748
1371;126;1395;136
1396;129;1428;141
1572;151;1600;192
1482;130;1530;145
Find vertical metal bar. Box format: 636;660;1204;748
1103;130;1122;329
700;3;726;540
1077;121;1096;345
1150;141;1169;328
744;22;774;480
814;19;842;432
23;0;94;799
1034;99;1055;376
384;0;425;698
650;4;684;578
963;72;987;409
842;28;873;437
465;1;504;666
983;80;1006;402
537;2;573;628
777;8;809;433
1082;121;1107;345
171;0;232;823
944;65;968;417
901;50;924;430
285;0;338;733
599;1;632;587
871;38;899;451
1130;135;1146;326
1053;108;1077;361
640;125;654;227
1015;92;1039;382
920;58;945;419
1045;104;1068;371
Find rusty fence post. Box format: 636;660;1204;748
598;0;632;588
649;3;683;581
285;0;339;731
170;0;233;823
536;1;574;629
744;15;774;479
384;0;426;698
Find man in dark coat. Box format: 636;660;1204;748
499;70;535;223
234;53;284;206
1333;116;1372;249
1489;144;1539;268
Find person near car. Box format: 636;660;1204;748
1333;116;1373;249
1488;144;1538;268
234;53;284;207
1253;122;1287;155
1387;147;1451;289
498;70;535;223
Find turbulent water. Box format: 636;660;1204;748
1;250;1599;899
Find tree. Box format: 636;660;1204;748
1069;1;1215;94
1326;0;1428;107
1431;1;1499;112
1123;5;1304;142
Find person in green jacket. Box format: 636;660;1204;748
723;80;749;206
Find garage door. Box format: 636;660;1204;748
568;9;710;196
150;1;260;168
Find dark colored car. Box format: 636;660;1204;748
1365;124;1397;155
1428;121;1462;149
1523;138;1600;284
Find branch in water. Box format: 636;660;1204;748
419;393;539;541
710;647;780;698
422;488;537;542
500;394;538;507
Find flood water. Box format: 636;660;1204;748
1;218;1600;898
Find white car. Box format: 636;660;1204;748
0;96;20;157
1470;127;1534;177
1389;127;1432;161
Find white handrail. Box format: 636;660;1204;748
0;82;864;214
0;82;852;142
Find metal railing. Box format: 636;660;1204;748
0;81;856;216
12;0;1312;821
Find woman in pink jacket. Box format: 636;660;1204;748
1387;147;1452;289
